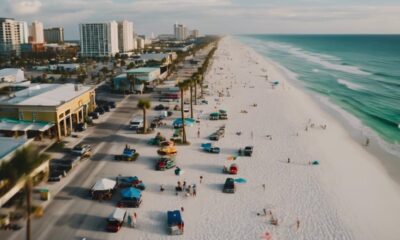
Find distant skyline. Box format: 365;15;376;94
1;0;400;40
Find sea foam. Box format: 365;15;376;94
337;79;365;91
266;42;371;76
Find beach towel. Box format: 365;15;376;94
235;178;247;183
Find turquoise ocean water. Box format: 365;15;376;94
238;35;400;154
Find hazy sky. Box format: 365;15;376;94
1;0;399;40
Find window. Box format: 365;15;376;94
32;112;37;122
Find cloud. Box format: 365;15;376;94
7;0;42;15
1;0;399;38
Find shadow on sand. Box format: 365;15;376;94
188;163;223;175
139;210;166;235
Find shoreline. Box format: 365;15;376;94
247;44;400;187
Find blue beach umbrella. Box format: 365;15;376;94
234;178;247;183
121;187;142;199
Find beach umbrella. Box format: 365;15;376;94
234;178;247;183
121;187;142;199
312;160;320;165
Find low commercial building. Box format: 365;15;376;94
113;67;161;93
140;52;176;65
0;83;95;140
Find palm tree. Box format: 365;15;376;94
137;98;151;133
11;146;48;240
26;177;32;240
189;78;194;119
193;73;201;105
177;80;189;143
127;74;136;94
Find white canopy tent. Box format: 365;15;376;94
91;178;116;191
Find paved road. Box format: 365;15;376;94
8;95;139;240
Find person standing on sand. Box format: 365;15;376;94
296;219;300;230
288;158;290;164
262;184;266;191
197;128;200;138
132;213;137;228
365;138;370;147
127;214;132;227
200;176;203;183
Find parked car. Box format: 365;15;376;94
108;101;116;108
88;112;99;119
129;118;143;131
167;210;184;235
116;176;145;190
48;171;64;182
209;133;220;141
94;106;105;115
154;104;168;111
106;208;127;232
72;144;92;156
156;157;176;170
223;164;238;175
75;122;87;132
102;104;110;112
239;146;254;157
223;178;236;193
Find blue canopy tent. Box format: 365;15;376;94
121;187;142;200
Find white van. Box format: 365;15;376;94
129;117;143;130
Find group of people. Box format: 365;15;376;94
175;181;197;197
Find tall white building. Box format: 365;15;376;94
79;21;119;57
29;21;44;43
174;23;188;41
117;20;134;53
0;18;29;56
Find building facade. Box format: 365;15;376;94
136;37;145;49
79;21;119;57
174;23;187;41
44;27;64;43
29;21;44;43
0;84;96;140
0;18;29;56
118;20;133;53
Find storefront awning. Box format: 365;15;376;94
0;118;55;132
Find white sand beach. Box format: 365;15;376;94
66;36;400;240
